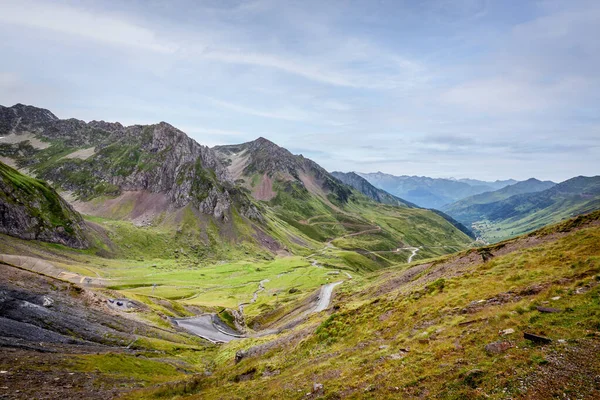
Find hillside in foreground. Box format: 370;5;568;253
105;210;599;400
0;161;88;248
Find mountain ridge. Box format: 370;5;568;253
357;171;518;209
444;175;600;242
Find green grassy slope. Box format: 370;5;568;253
129;211;600;400
0;161;88;248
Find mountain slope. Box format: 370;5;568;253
443;178;556;219
445;176;600;242
0;104;474;263
132;211;600;400
214;137;352;204
215;138;474;263
332;171;475;239
0;161;88;248
330;171;416;207
357;172;517;209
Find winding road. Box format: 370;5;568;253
407;247;420;263
314;281;343;312
177;279;345;343
174;315;242;344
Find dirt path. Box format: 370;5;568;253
306;225;382;258
407;247;419;263
0;254;106;287
238;279;270;314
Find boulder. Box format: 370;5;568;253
485;340;512;354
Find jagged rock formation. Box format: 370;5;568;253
0;161;88;248
0;104;260;222
214;137;352;204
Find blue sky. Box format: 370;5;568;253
0;0;598;181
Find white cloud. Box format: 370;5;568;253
0;0;175;53
203;96;315;122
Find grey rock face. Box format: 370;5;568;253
0;104;258;221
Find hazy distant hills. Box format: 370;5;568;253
330;171;417;208
442;178;556;219
357;172;517;209
443;176;600;242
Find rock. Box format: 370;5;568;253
42;296;54;307
499;328;515;336
388;353;405;360
313;382;324;395
234;350;247;363
551;296;561;300
524;332;552;344
520;284;545;295
536;306;561;313
485;341;512;354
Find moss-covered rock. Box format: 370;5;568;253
0;161;88;248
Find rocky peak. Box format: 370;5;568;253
0;104;58;134
0;104;259;221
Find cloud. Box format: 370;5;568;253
202;96;315;122
1;0;598;181
0;0;176;53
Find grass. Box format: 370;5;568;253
128;213;600;399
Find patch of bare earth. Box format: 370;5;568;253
70;190;171;225
224;150;250;181
62;147;96;160
522;339;600;399
0;133;50;149
252;174;276;201
0;347;133;400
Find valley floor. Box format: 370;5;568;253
1;212;599;399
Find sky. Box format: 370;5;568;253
0;0;599;181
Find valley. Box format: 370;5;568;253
0;104;599;399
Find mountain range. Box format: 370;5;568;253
357;171;518;209
443;176;600;242
0;104;473;265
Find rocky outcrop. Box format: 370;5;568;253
0;161;88;248
214;137;353;204
0;104;261;222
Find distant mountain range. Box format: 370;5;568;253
330;171;417;208
442;176;600;242
442;178;556;218
332;171;475;239
356;172;518;209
